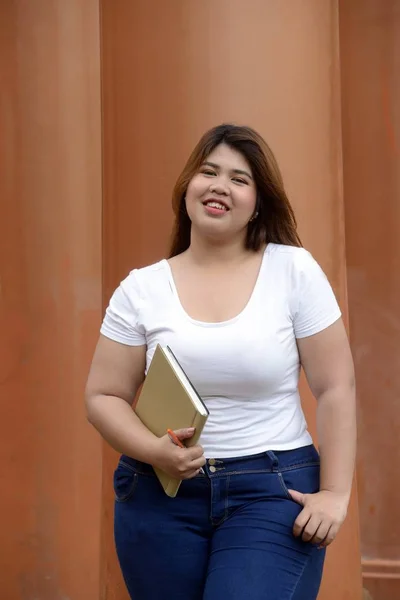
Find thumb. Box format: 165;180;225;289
173;427;195;441
287;489;307;506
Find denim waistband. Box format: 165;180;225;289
119;444;319;477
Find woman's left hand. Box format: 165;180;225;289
287;489;349;548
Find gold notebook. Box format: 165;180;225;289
134;344;209;497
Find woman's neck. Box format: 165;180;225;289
184;230;253;267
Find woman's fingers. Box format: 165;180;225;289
301;515;322;543
293;508;311;537
319;524;339;548
310;521;330;545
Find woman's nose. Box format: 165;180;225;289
210;179;229;195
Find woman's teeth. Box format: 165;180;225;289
205;201;227;211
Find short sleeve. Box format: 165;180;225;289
100;271;146;346
292;250;342;339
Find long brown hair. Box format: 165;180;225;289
169;124;302;257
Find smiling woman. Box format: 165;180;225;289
86;123;356;600
169;124;301;257
185;144;257;241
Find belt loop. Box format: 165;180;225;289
266;450;279;472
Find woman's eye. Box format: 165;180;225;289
202;169;216;176
233;177;247;184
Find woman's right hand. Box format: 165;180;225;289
151;427;206;479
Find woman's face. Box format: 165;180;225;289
185;143;257;243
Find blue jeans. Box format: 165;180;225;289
114;445;325;600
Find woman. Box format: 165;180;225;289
85;124;356;600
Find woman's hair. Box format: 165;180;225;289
169;123;302;257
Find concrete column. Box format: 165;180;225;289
340;1;400;597
0;2;103;598
100;1;362;598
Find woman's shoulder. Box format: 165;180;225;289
134;257;168;277
267;245;329;291
268;243;314;269
121;258;170;298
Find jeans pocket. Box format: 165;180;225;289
279;464;321;500
114;463;138;503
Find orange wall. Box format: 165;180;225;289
100;2;362;599
0;2;103;599
340;1;400;597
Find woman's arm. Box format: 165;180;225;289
290;318;356;546
85;335;161;461
299;318;356;498
85;335;205;478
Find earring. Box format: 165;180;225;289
250;211;259;222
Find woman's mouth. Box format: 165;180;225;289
202;200;229;216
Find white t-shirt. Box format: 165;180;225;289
100;244;341;458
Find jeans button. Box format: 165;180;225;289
209;466;216;473
208;458;216;466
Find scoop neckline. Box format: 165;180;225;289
163;245;270;328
